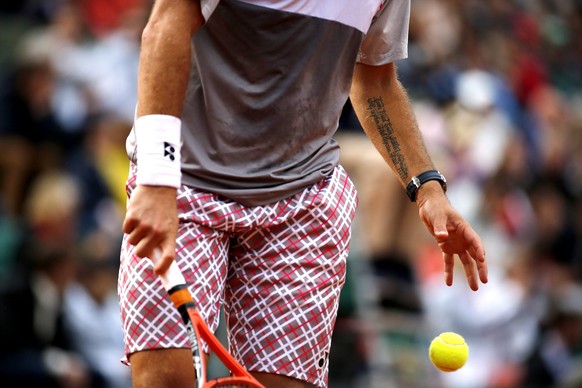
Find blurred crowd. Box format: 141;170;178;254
0;0;580;387
0;0;146;386
408;1;582;387
337;0;582;386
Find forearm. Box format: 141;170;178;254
350;62;434;187
137;0;204;117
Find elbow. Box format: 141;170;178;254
140;14;200;51
140;19;162;50
140;17;188;54
375;62;399;91
352;62;399;98
140;1;203;47
141;19;165;51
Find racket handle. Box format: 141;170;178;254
152;249;186;290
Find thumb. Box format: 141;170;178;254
433;219;449;241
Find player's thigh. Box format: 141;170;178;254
225;166;358;387
118;219;230;358
251;371;308;388
130;348;195;388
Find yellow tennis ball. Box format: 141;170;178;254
429;332;469;372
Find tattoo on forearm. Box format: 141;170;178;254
366;97;408;180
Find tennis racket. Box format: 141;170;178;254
153;251;265;388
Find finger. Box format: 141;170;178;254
153;241;176;276
460;252;479;291
127;226;149;246
134;236;161;259
477;255;489;284
443;252;454;287
464;228;488;284
469;245;486;265
465;228;486;262
122;212;139;234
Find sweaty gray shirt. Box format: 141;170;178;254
127;0;410;206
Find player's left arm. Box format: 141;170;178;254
349;62;488;291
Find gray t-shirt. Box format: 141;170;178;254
127;0;410;205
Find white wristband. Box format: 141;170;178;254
135;114;182;188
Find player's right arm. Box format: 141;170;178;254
136;0;203;117
122;0;204;275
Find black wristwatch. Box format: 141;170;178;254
406;169;447;202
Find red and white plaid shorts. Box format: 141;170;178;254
118;164;358;387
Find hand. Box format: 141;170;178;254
122;185;178;275
60;355;90;388
44;348;90;388
416;181;488;291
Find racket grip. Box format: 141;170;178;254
152;249;186;290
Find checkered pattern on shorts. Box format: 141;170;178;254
118;164;358;387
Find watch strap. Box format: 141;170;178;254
406;169;447;202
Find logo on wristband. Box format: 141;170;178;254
164;142;176;161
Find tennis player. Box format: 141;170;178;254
120;0;489;387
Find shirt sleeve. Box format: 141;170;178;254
357;0;411;65
201;0;220;21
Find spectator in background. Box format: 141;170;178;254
22;171;81;246
0;170;112;387
0;32;77;216
1;3;86;145
0;2;146;387
81;2;146;122
0;40;132;383
77;0;147;39
0;242;90;388
64;230;130;388
520;285;582;387
66;114;130;238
